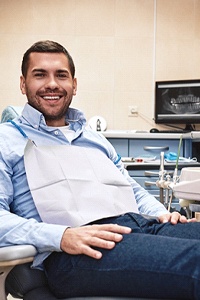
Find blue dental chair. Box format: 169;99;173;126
0;106;171;300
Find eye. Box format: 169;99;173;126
34;73;45;78
57;73;68;79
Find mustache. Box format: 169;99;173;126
37;88;67;96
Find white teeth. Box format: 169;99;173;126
43;96;60;100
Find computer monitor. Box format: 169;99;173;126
155;79;200;131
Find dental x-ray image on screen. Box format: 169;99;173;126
155;79;200;130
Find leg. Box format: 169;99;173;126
44;214;200;299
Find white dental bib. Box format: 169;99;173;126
24;140;138;227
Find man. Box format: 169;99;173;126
0;40;200;299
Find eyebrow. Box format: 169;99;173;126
56;69;70;75
32;68;47;73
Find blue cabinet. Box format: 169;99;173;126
106;134;192;159
129;139;182;158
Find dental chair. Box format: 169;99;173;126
0;106;171;300
0;244;167;300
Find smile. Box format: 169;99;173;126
42;96;61;100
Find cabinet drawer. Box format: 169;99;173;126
128;169;161;178
129;139;183;159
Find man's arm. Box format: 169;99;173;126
0;208;66;252
97;135;168;217
0;133;67;252
114;159;168;217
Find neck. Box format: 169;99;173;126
46;118;68;127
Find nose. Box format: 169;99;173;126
45;75;59;90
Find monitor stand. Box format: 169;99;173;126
184;124;195;131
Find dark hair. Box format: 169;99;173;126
21;40;75;78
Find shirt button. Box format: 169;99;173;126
54;130;59;135
34;125;38;129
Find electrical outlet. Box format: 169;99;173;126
128;105;138;117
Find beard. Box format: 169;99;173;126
42;105;69;122
26;87;73;123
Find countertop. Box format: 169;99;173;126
101;130;194;139
124;160;200;170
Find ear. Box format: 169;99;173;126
73;78;77;96
20;76;26;95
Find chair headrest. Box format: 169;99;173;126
1;106;23;123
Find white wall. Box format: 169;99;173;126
0;0;199;130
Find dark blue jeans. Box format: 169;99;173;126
44;213;200;299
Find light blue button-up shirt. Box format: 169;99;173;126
0;103;167;269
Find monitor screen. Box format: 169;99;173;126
155;79;200;129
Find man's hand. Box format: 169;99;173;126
60;224;132;259
158;211;197;224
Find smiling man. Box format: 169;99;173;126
1;40;200;300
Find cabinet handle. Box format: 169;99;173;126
145;171;159;176
144;170;174;176
143;146;169;151
145;181;157;186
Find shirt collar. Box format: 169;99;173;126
20;103;86;130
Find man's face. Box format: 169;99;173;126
20;52;77;126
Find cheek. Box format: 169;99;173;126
24;86;39;101
26;82;40;95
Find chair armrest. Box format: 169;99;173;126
0;245;37;300
0;245;37;267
